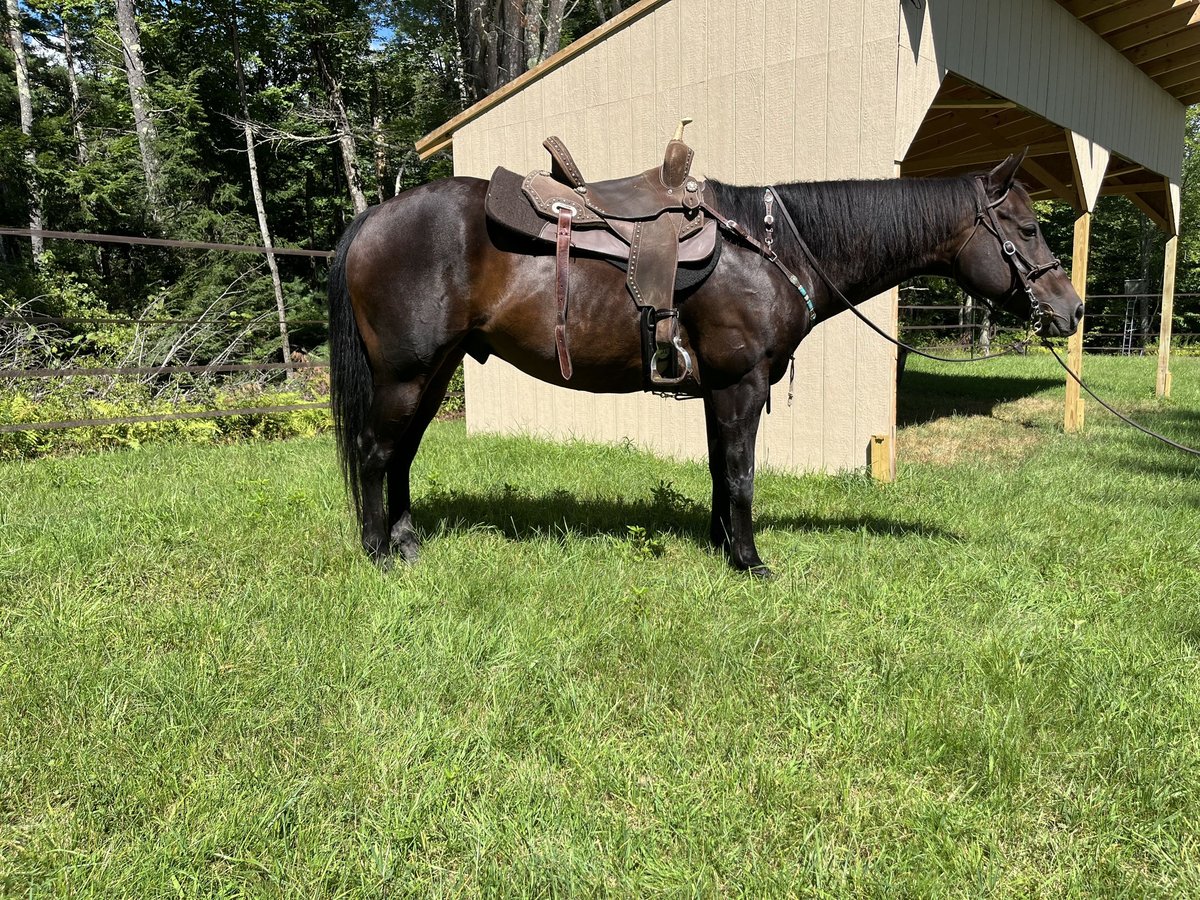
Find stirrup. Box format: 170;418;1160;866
650;334;693;387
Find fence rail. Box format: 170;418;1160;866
899;291;1199;355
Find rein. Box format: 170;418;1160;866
765;184;1200;458
763;182;1034;363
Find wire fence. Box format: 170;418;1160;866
1;227;338;434
899;291;1200;356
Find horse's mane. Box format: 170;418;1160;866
705;175;980;282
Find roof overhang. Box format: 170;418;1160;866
1060;0;1200;106
903;74;1179;231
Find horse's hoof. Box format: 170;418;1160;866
747;564;776;580
390;528;421;564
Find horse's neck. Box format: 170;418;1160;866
784;179;971;307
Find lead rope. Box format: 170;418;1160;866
1043;340;1200;456
766;188;1199;458
765;186;1033;364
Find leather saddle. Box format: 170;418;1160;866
484;120;718;389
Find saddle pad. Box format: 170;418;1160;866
609;230;723;293
486;167;546;239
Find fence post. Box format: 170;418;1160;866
1064;212;1090;433
1157;235;1177;399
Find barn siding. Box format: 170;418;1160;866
453;0;1185;477
898;0;1184;179
455;0;901;475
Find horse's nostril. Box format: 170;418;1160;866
1073;303;1084;326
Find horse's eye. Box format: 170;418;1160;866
1020;224;1038;239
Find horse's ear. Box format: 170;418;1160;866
985;148;1028;198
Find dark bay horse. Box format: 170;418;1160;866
328;153;1082;577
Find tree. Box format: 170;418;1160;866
5;0;44;265
226;2;292;373
114;0;160;218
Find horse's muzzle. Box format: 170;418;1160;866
1038;301;1084;338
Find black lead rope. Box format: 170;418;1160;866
1043;341;1200;457
765;186;1030;364
767;188;1200;459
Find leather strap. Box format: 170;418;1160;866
555;206;574;380
543;137;587;189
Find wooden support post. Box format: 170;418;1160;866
870;433;894;483
1157;234;1177;399
1064;212;1090;433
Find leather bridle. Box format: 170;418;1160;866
952;177;1064;333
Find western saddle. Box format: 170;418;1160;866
484;119;718;389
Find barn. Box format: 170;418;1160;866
416;0;1193;478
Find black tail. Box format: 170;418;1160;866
328;209;376;529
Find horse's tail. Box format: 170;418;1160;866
328;209;376;528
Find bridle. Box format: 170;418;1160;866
952;177;1063;333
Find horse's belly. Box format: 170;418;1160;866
477;256;650;393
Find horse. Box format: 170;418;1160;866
327;150;1082;577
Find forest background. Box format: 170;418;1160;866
1;0;1198;454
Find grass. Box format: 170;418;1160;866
1;353;1199;897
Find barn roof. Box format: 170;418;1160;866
1059;0;1200;107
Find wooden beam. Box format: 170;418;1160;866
1175;87;1200;104
1129;191;1173;232
930;101;1017;109
906;140;1068;172
1023;156;1082;207
1062;0;1132;18
1100;181;1169;195
1153;56;1200;88
1091;0;1200;36
1157;235;1178;398
1106;162;1147;178
1106;6;1200;51
1142;42;1200;77
870;433;894;483
1065;213;1091;434
1127;26;1200;67
414;0;671;158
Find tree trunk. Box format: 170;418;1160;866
114;0;161;219
5;0;44;265
61;9;89;167
369;72;387;203
313;41;368;215
541;0;566;62
523;0;541;69
501;0;524;84
226;10;292;377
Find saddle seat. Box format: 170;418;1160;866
483;121;717;389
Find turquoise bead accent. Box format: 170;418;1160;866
797;284;816;321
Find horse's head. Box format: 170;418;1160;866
951;152;1083;338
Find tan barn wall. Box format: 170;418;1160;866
897;0;1185;180
455;0;902;475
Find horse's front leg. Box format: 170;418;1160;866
702;368;771;577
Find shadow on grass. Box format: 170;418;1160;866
898;369;1060;426
1099;408;1200;482
416;488;961;544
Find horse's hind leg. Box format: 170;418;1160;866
385;350;465;563
358;378;425;563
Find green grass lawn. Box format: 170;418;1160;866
2;354;1199;897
